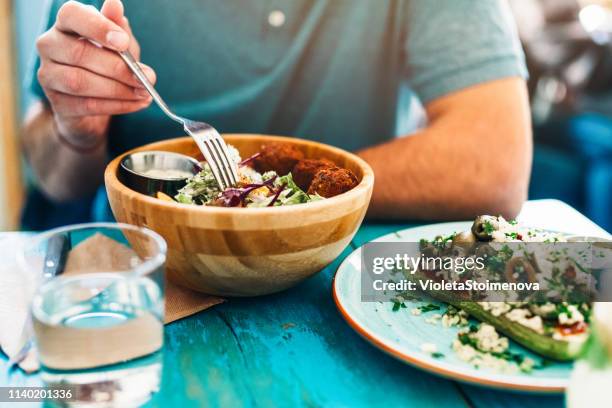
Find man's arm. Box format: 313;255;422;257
358;77;532;220
22;101;108;202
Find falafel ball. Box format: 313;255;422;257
307;167;359;198
252;143;304;175
292;158;335;191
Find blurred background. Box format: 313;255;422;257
0;0;611;232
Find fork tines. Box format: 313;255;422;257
186;123;239;190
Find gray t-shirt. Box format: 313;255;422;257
33;0;526;154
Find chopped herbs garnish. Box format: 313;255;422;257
458;332;478;348
557;303;573;318
418;304;441;313
392;301;407;312
483;221;495;235
505;232;519;240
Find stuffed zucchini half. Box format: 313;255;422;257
415;215;592;362
452;301;588;361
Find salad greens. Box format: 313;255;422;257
175;147;323;207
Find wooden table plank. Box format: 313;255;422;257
5;204;591;408
1;233;466;407
350;222;418;247
150;246;468;407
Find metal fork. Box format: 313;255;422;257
118;51;238;189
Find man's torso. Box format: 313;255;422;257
104;0;408;155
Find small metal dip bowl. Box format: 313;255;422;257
119;151;201;197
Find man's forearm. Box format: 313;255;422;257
22;101;108;202
359;78;532;221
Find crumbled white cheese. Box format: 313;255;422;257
226;145;242;164
505;307;530;321
420;343;438;354
442;309;469;328
453;340;478;363
452;340;516;373
238;165;263;185
488;216;566;243
452;324;534;374
411;308;422;316
480;302;512;317
491;230;507;242
521;316;544;334
505;308;544;334
559;305;585;326
529;302;556;317
473;324;509;353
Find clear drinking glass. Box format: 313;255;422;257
18;223;167;407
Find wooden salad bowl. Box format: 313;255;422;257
105;135;374;296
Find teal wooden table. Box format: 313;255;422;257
1;220;568;408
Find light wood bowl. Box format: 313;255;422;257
105;135;374;296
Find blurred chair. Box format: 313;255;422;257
512;0;612;232
531;113;612;231
15;0;96;230
1;0;24;230
20;190;97;231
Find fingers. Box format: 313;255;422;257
38;60;151;100
55;0;129;51
37;30;155;88
46;90;152;117
101;0;140;57
100;0;124;23
119;16;140;57
39;0;154;123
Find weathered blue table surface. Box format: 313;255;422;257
0;225;566;408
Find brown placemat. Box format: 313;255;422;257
165;280;224;323
62;233;224;323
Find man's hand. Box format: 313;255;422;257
23;0;157;202
35;0;156;149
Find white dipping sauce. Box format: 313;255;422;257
141;169;193;179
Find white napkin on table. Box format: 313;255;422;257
0;234;39;372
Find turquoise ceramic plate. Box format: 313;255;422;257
333;222;573;393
